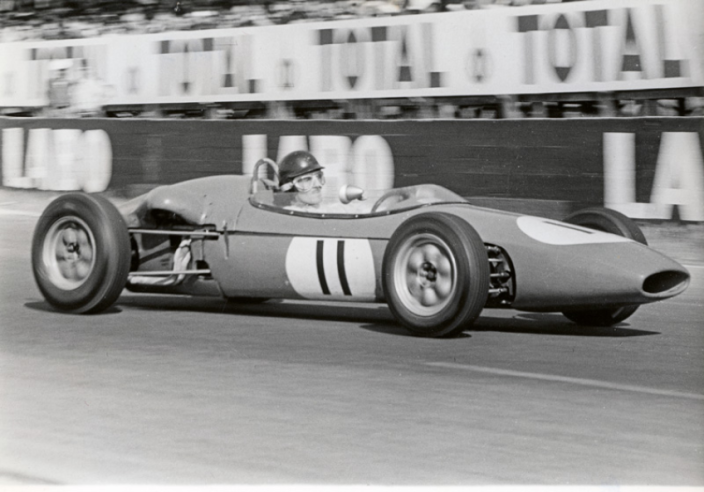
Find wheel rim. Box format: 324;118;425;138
393;233;457;316
42;216;97;290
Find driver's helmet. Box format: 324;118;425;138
278;151;324;191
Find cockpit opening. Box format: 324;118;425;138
250;184;467;217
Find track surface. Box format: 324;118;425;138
1;192;703;486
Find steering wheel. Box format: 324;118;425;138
249;158;280;194
371;189;412;213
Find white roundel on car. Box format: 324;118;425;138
285;237;376;301
517;216;632;245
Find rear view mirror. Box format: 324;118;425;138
339;185;366;204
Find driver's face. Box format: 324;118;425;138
294;171;324;206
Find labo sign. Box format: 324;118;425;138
1;123;702;223
604;132;704;221
1;128;112;192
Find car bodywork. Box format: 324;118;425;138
119;174;689;316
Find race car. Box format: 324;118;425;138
31;159;690;338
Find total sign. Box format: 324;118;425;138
511;0;699;91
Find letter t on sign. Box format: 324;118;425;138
517;15;539;85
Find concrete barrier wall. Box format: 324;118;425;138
1;117;702;221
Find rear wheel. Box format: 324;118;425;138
31;193;131;313
561;207;646;326
563;207;647;245
382;213;489;338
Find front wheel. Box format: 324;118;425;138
382;213;489;338
31;193;131;313
561;207;646;326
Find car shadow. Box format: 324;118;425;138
31;294;659;339
117;294;396;325
360;312;659;339
361;323;473;339
120;294;433;338
469;312;660;337
24;301;122;315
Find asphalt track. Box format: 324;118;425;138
0;190;703;486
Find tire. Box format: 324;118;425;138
382;213;489;338
563;207;647;245
31;193;131;313
561;207;646;326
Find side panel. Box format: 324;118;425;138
205;232;386;301
285;237;378;301
210;201;511;301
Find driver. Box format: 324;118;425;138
277;150;369;213
278;150;327;210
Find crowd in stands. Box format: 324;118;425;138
1;0;576;42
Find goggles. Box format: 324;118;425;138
292;171;325;192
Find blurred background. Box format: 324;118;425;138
1;0;702;119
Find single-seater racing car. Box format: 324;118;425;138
31;159;690;337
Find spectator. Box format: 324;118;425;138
173;0;186;16
71;59;106;117
46;59;73;117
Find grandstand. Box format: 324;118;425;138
1;0;585;41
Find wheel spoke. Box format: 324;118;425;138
75;260;91;279
62;227;77;246
81;247;93;264
58;260;73;279
408;250;424;274
421;244;442;264
77;228;90;247
436;255;452;277
56;248;67;262
421;288;438;307
80;238;93;263
435;276;453;298
407;276;422;300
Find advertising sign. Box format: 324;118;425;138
2;117;702;222
0;0;701;108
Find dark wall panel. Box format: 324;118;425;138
1;117;702;221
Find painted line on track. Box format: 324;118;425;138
427;362;704;401
664;301;704;307
0;209;41;217
0;469;60;485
